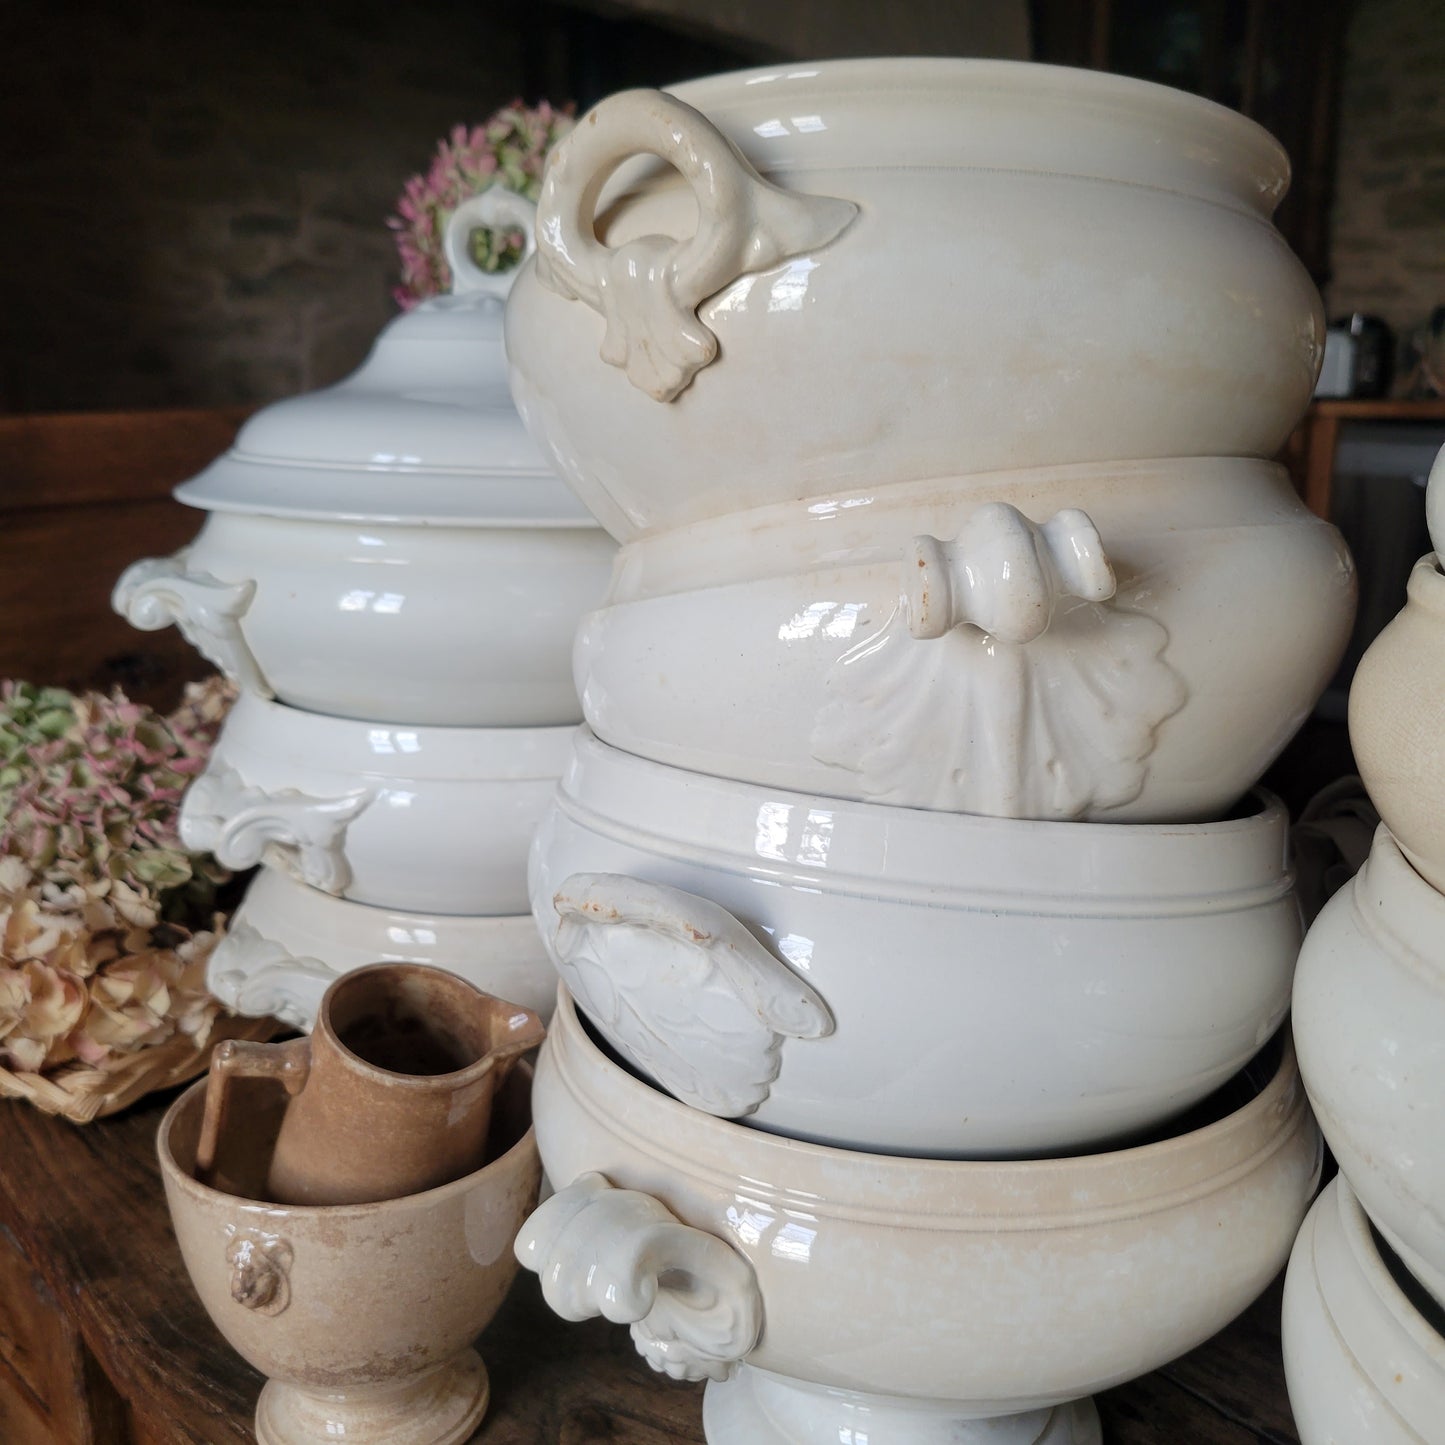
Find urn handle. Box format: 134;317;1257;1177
534;88;858;402
906;503;1117;644
112;552;271;696
443;186;538;300
225;1227;293;1316
516;1172;762;1382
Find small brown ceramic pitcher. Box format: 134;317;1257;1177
195;963;545;1206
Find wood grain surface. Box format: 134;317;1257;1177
0;1089;1303;1445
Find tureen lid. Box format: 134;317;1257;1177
175;190;596;528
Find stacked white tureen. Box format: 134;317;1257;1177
113;190;615;1030
1282;443;1445;1442
508;61;1357;1443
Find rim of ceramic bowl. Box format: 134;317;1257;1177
554;729;1293;914
655;58;1288;211
542;987;1313;1229
1353;825;1445;983
217;693;578;781
234;866;544;954
158;1060;538;1216
1322;1176;1445;1379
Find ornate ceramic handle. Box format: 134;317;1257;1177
906;503;1117;644
205;921;337;1031
180;763;372;895
534;88;858;402
516;1172;762;1382
112;552;271;696
549;873;832;1117
443;186;537;299
196;1036;311;1182
226;1227;292;1316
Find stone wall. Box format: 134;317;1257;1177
1328;0;1445;335
1;0;529;413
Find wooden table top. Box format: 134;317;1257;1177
0;1086;1305;1445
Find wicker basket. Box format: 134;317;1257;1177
0;1013;281;1124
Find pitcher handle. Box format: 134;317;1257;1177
534;88;857;402
195;1036;311;1181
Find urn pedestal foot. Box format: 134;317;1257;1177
703;1366;1102;1445
255;1348;489;1445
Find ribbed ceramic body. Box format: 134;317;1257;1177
1293;825;1445;1310
181;694;575;915
532;990;1319;1412
576;459;1354;821
1282;1176;1445;1444
529;731;1304;1157
1350;554;1445;891
508;59;1323;544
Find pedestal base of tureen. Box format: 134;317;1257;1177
703;1366;1102;1445
255;1348;489;1445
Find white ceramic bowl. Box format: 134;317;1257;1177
518;991;1319;1444
1350;554;1445;892
508;60;1322;544
207;865;556;1032
1293;825;1445;1311
578;459;1354;821
1283;1176;1445;1444
528;730;1304;1157
116;514;615;727
182;694;572;915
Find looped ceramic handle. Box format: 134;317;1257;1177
112;552;271;696
906;503;1116;644
196;1036;311;1182
550;872;832;1117
516;1172;762;1381
443;186;538;300
535;88;858;402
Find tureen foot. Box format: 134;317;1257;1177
703;1367;1101;1445
254;1349;489;1445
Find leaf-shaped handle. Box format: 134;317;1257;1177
535;88;858;402
516;1172;761;1382
906;503;1117;644
205;921;336;1031
443;186;538;300
549;873;832;1117
112;552;272;696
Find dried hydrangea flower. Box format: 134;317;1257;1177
388;100;574;310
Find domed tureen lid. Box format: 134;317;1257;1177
175;190;594;528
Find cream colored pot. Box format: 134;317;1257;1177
576;459;1354;821
160;1065;540;1445
1350;554;1445;891
507;60;1323;544
1282;1176;1445;1444
517;991;1319;1445
1293;825;1445;1311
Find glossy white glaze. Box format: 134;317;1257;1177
1350;554;1445;891
522;990;1319;1433
575;459;1354;821
529;731;1303;1156
507;60;1323;543
188;695;574;914
1293;825;1445;1311
207;866;556;1031
1282;1176;1445;1444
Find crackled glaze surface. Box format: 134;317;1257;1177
508;60;1323;543
520;990;1318;1439
529;730;1303;1157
